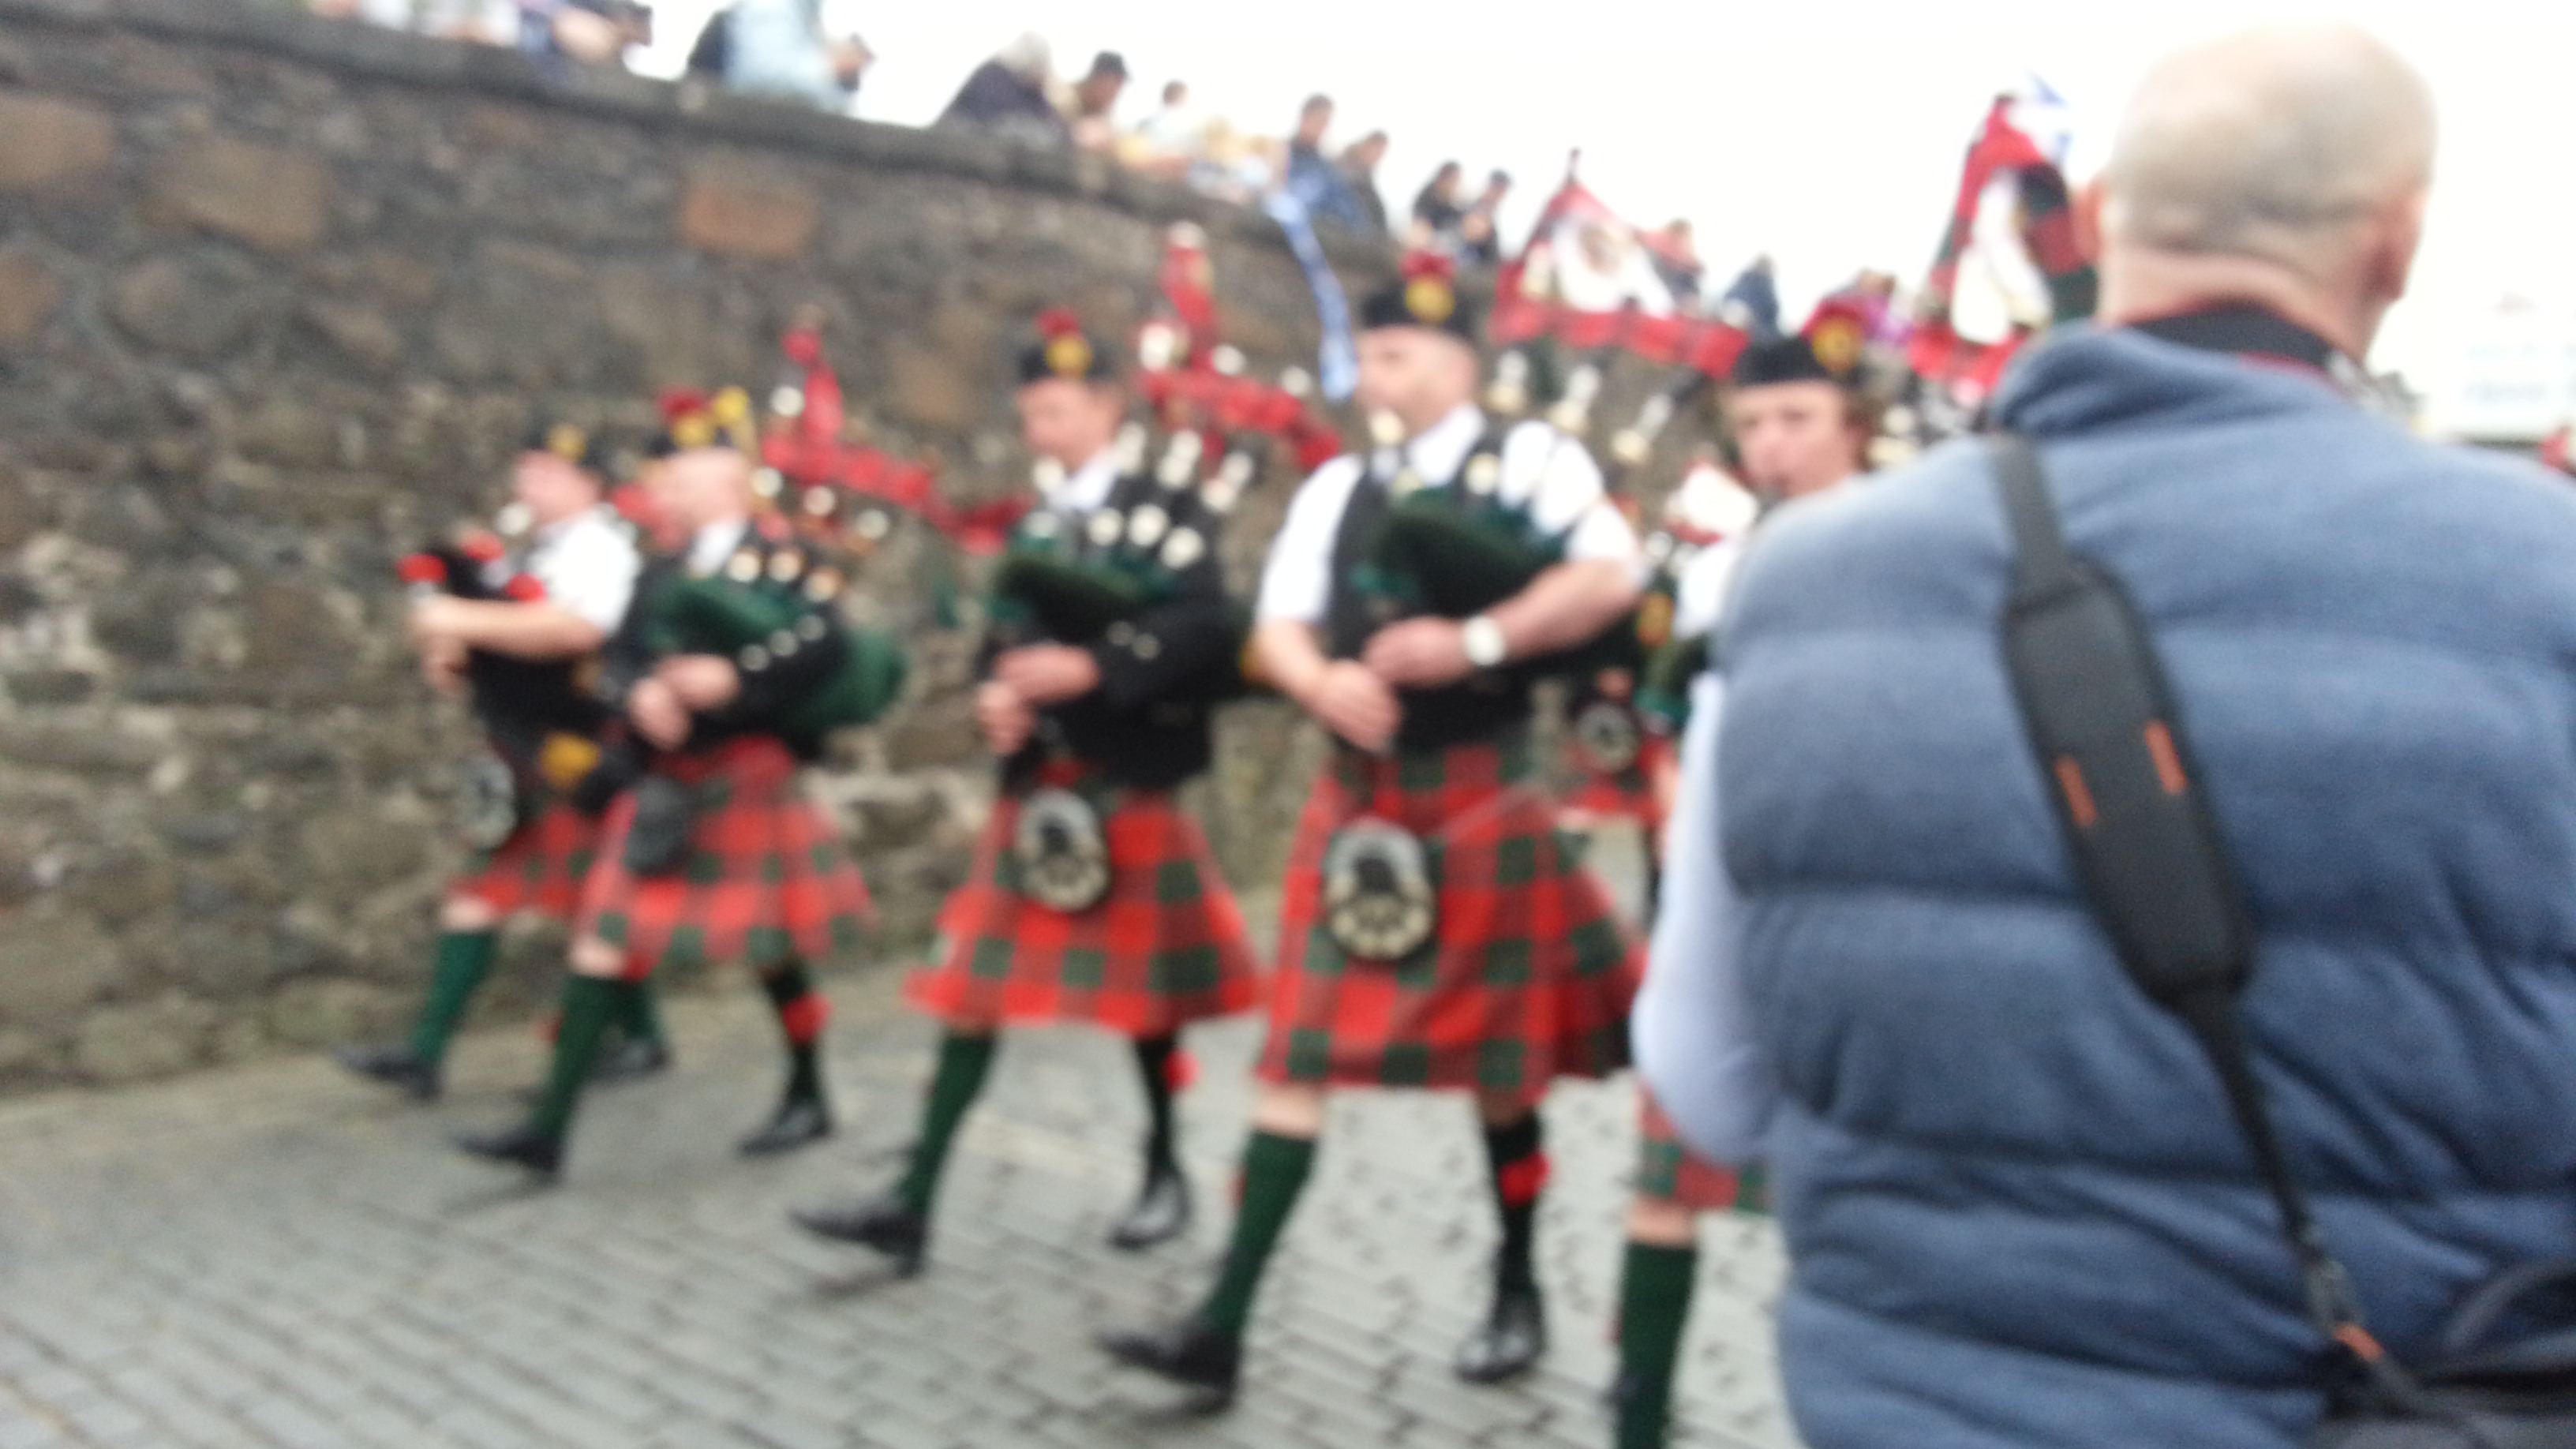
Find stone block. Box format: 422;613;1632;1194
109;252;266;358
886;345;977;432
298;299;403;373
264;977;402;1047
73;996;215;1083
0;909;122;1024
297;803;432;896
677;168;817;260
0;250;62;346
0;88;115;193
144;135;332;253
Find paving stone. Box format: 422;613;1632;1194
0;851;1797;1449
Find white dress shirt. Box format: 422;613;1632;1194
1043;449;1121;518
506;504;640;634
683;517;752;580
1255;403;1646;625
1634;669;1777;1163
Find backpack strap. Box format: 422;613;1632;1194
1988;433;2426;1413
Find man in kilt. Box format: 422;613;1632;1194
792;312;1261;1272
1099;261;1647;1406
339;420;668;1101
1612;329;1870;1449
455;393;876;1178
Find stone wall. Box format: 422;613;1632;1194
0;0;1390;1088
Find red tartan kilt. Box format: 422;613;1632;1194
455;799;599;919
1636;1088;1769;1215
1562;732;1674;827
1255;735;1640;1105
906;773;1261;1037
575;736;873;976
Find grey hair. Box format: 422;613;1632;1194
2103;24;2435;267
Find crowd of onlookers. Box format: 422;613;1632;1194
284;3;1590;264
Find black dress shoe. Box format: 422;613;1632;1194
335;1044;440;1102
790;1191;927;1275
591;1035;672;1085
454;1122;564;1178
1107;1168;1193;1251
1455;1288;1548;1383
738;1098;832;1157
1097;1314;1240;1410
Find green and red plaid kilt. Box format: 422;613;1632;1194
1562;730;1675;829
1255;732;1639;1104
454;799;598;919
1636;1088;1769;1215
906;762;1262;1037
575;736;871;978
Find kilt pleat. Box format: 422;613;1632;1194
455;799;599;919
1636;1088;1769;1215
577;736;872;975
1255;732;1640;1103
907;768;1261;1036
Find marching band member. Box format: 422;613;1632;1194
339;421;664;1101
1613;328;1871;1449
455;392;889;1178
792;313;1261;1271
1099;257;1646;1407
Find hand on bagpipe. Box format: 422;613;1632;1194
398;528;623;834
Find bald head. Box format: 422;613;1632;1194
2092;24;2435;357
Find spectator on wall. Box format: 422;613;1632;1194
1069;51;1131;153
685;0;869;110
1339;130;1391;234
938;33;1069;146
1456;168;1512;265
1411;160;1466;252
1282;94;1370;231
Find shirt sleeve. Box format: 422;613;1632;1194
1254;458;1361;625
1633;670;1777;1164
1672;539;1740;642
1503;423;1647;580
535;522;640;635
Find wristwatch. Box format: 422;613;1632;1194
1460;614;1509;670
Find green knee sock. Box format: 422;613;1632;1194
1482;1114;1548;1299
528;975;628;1142
896;1032;997;1215
1616;1241;1699;1449
1196;1130;1317;1338
616;981;665;1047
408;930;498;1063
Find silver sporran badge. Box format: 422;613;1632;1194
1574;698;1644;774
1321;816;1436;962
1013;788;1112;913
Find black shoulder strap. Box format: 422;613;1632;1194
1988;434;2423;1408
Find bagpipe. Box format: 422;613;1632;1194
640;552;908;745
398;528;617;847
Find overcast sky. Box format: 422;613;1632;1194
630;2;2575;402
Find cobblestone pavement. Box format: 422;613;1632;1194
0;829;1798;1449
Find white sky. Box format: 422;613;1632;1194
631;2;2576;394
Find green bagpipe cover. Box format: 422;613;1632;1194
1634;629;1708;734
988;525;1258;699
651;575;907;738
1356;489;1638;678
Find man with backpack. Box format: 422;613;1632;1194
1642;23;2576;1447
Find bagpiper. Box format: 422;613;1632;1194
792;311;1263;1271
454;390;899;1178
1613;327;1874;1449
339;420;666;1101
1099;256;1646;1406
